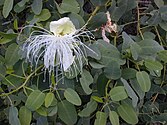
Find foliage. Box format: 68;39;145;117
0;0;167;125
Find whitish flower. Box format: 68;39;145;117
22;17;95;83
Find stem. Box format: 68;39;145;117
0;74;16;88
128;58;140;71
83;6;100;27
114;34;117;46
22;62;27;77
105;80;111;98
7;73;25;79
24;86;34;91
137;3;144;40
154;26;163;45
123;21;138;27
7;96;13;105
0;65;43;97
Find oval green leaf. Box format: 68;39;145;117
154;0;164;8
109;86;128;101
109;111;120;125
78;100;97;117
145;59;163;71
34;9;51;22
45;92;54;108
136;71;151;92
91;96;103;103
47;106;58;116
157;50;167;63
58;100;77;125
117;104;138;124
80;69;93;95
64;88;81;106
9;106;21;125
25;90;45;111
31;0;42;15
3;0;13;18
56;0;80;14
121;78;138;107
94;111;107;125
19;106;32;125
5;43;20;68
36;106;47;116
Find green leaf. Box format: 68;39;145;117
64;88;81;106
56;0;80;14
147;11;161;26
36;106;47;116
143;32;156;39
58;100;77;125
159;6;167;21
19;106;32;125
89;61;105;69
138;39;164;56
136;71;151;92
109;111;120;125
80;69;93;95
94;111;107;125
130;79;145;99
117;104;138;124
36;116;48;125
121;78;138;107
25;90;45;111
34;9;51;22
47;106;57;116
5;43;20;68
91;0;108;6
86;44;101;60
109;86;128;101
0;63;6;76
31;0;42;15
145;59;163;71
96;40;125;66
130;42;141;60
159;21;167;31
0;32;17;39
68;13;85;28
91;96;103;103
122;32;135;51
157;50;167;63
45;92;54;108
104;62;121;80
154;0;164;8
0;0;5;6
78;100;97;117
88;12;107;29
0;32;17;44
14;19;18;30
14;3;25;13
18;0;29;7
9;106;21;125
122;68;137;79
0;37;13;44
97;74;108;96
2;0;13;18
126;0;137;11
108;0;127;22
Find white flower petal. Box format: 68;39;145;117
50;17;76;36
